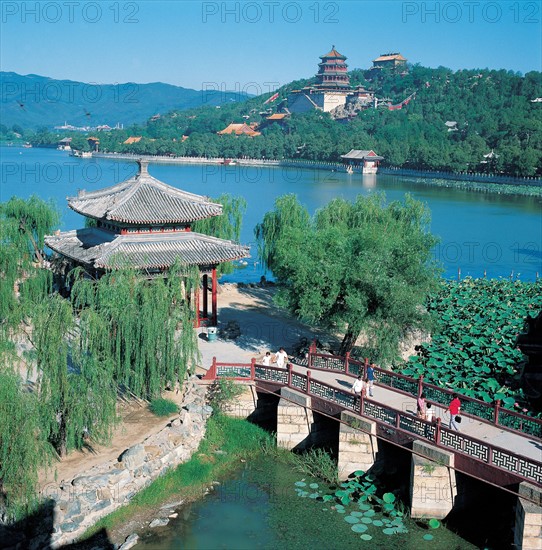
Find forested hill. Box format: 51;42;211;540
0;72;250;129
15;66;542;176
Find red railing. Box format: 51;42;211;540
201;358;542;487
304;343;542;440
203;346;542;441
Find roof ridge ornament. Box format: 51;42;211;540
137;158;149;176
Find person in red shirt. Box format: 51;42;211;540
446;393;461;431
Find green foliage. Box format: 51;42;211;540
206;379;245;414
0;367;51;519
149;398;179;417
71;263;200;399
0;197;58;331
192;194;247;276
292;448;338;484
31;294;118;457
255;193;441;358
402;278;542;414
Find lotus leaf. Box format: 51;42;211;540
309;493;319;499
351;524;368;533
360;534;372;541
344;515;360;524
295;481;307;487
383;493;396;504
428;518;441;529
336;508;346;514
372;520;384;527
354;470;365;476
351;511;363;517
363;509;376;517
382;528;396;535
309;483;319;489
358;503;371;511
423;534;434;541
361;517;373;524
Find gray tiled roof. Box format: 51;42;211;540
45;228;250;270
68;171;223;224
341;149;384;160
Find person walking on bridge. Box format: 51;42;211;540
366;364;375;397
275;347;289;369
446;393;461;431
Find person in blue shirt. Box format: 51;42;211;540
366;364;375;397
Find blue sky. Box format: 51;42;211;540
1;1;541;90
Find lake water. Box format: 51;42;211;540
1;147;540;282
135;454;480;550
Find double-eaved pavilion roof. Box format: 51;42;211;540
68;160;223;224
45;160;250;271
45;228;250;271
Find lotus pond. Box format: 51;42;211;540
403;277;542;416
135;454;476;549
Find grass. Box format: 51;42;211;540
148;397;178;417
80;414;272;542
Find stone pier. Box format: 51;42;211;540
276;387;313;450
337;411;378;480
514;482;542;550
223;382;258;419
410;440;457;519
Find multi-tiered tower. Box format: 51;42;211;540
288;46;354;113
315;46;351;90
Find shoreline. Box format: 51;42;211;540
91;152;542;189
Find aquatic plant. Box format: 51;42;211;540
402;277;542;415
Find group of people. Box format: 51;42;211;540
418;392;462;431
351;364;376;399
261;347;289;369
262;350;462;433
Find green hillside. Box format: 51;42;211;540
9;66;542;177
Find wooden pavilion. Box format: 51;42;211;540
45;159;250;327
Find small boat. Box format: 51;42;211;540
222;159;236;166
22;142;32;148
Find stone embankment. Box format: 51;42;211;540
8;376;212;549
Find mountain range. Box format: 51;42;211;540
0;72;250;129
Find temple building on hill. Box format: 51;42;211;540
287;46;375;115
372;52;407;70
45;160;249;327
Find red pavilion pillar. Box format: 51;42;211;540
202;273;209;321
211;267;218;326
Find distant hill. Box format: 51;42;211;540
0;72;250;129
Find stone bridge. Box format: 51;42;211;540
201;349;542;549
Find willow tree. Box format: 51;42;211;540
70;262;200;399
0;196;58;333
31;294;117;457
255;193;441;361
192;194;247;276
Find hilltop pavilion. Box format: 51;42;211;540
45;159;250;327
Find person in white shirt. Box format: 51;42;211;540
275;347;288;368
262;351;271;366
352;375;364;396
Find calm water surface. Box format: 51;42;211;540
1;147;540;282
135;455;478;550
